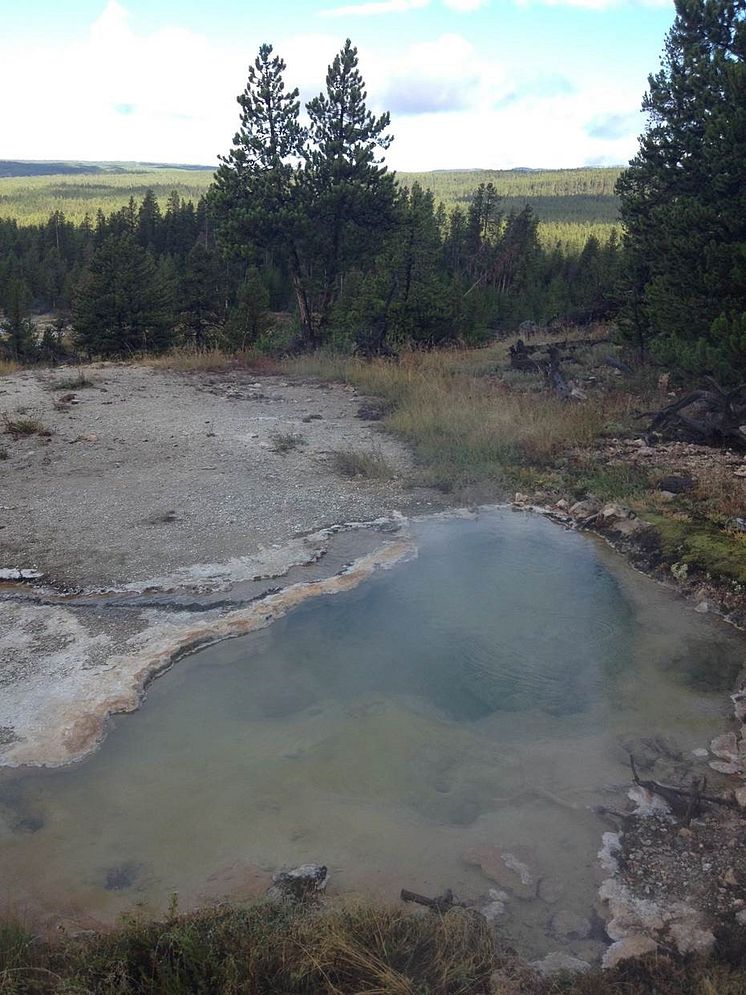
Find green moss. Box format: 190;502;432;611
569;463;652;502
644;511;746;585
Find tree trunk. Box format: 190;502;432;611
289;248;317;348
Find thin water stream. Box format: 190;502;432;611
1;509;743;958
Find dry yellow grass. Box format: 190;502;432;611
694;465;746;521
0;359;20;377
142;346;267;373
283;344;634;493
2;901;746;995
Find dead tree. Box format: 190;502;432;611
637;378;746;448
629;756;737;821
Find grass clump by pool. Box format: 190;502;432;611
2;905;746;995
282;341;633;495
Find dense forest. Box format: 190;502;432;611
0;0;743;378
0;180;621;362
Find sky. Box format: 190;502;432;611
0;0;676;170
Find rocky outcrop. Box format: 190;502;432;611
600;876;715;959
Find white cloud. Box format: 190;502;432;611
442;0;490;11
0;1;250;164
516;0;670;8
376;33;507;115
0;1;646;171
319;0;429;16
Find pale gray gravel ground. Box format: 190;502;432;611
0;362;440;590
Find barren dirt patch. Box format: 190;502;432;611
0;363;436;590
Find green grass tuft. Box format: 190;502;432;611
2;413;50;438
270;431;307;454
48;369;96;391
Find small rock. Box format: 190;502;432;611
734;786;746;810
722;867;738;887
569;498;601;519
611;517;653;538
709;760;743;775
479;889;509;923
601;502;633;521
602;935;658;969
691;748;709;758
513;492;530;505
267;864;328;900
736;909;746;926
710;732;739;762
732;690;746;722
628;784;671;816
555;499;569;511
530;952;591;976
694;601;709;614
538;877;566;905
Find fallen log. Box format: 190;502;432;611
630;756;738;818
637;379;746;448
400;888;465;912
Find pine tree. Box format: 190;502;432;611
617;0;746;378
137;190;163;252
179;244;225;348
223;268;271;349
73;235;174;356
213;39;397;348
212;44;308;327
0;277;36;361
303;39;397;337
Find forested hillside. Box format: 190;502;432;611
0;163;620;248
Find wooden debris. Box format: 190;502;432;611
630;756;738;820
637;378;746;448
400;888;465;912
